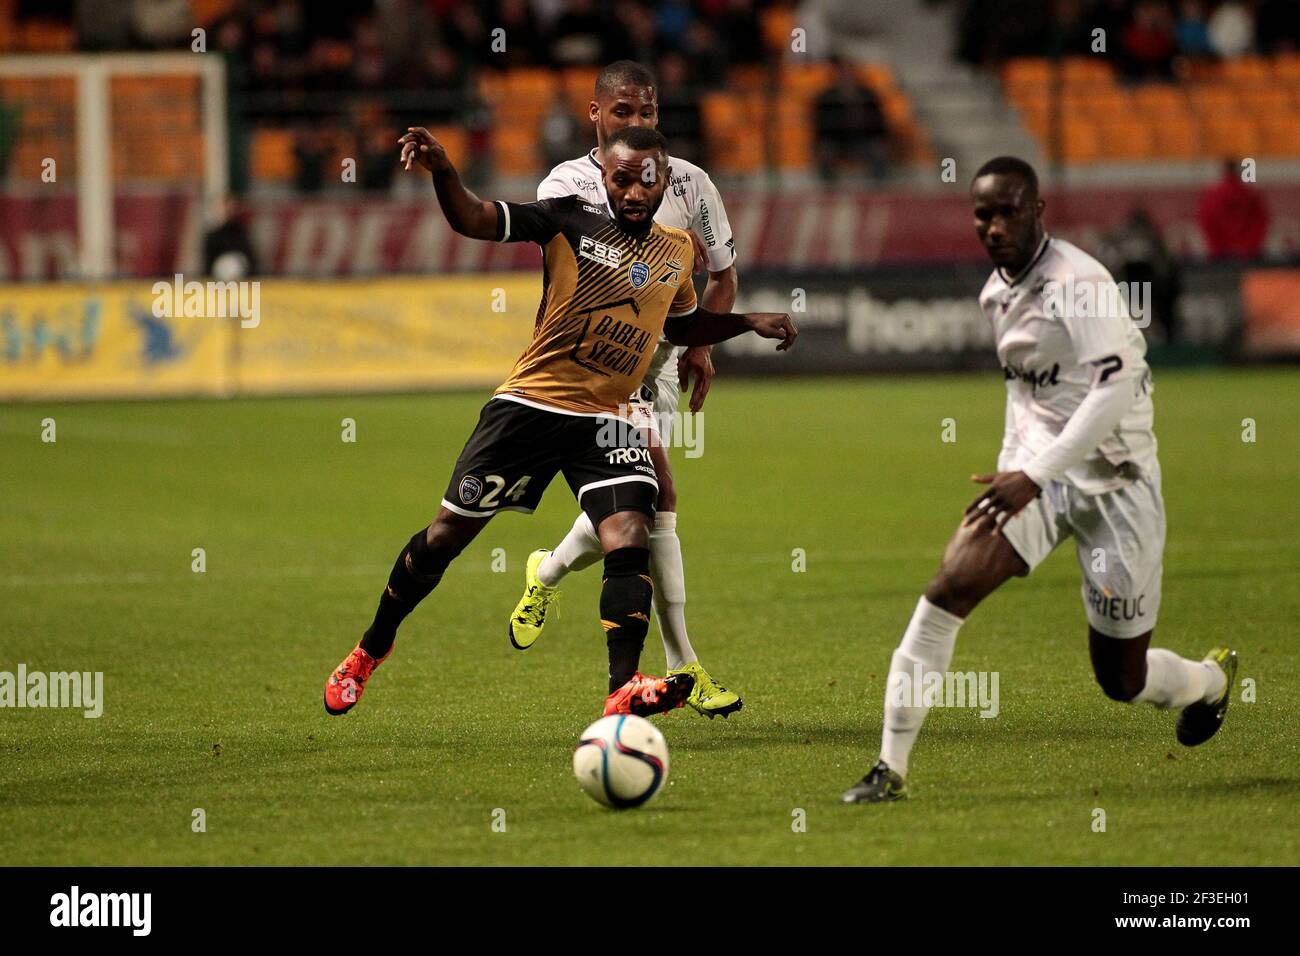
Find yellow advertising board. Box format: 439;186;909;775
1;274;542;400
0;282;231;400
232;275;540;395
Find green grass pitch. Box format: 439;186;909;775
1;368;1297;866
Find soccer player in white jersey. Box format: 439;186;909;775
843;157;1237;803
507;60;743;718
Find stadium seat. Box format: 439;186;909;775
1148;115;1201;158
1002;58;1053;92
1258;115;1300;156
1188;85;1241;116
1095;119;1155;160
1130;84;1190;116
1238;87;1294;117
703;91;765;174
761;6;796;54
251;128;297;183
1199;116;1260;157
1060;118;1101;163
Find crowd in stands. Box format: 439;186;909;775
954;0;1300;75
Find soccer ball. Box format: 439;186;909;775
572;714;669;809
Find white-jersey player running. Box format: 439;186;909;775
843;157;1237;803
507;60;743;718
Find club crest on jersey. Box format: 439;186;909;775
579;236;622;269
458;476;483;505
629;261;650;288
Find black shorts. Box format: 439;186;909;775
441;397;658;525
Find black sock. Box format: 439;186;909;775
600;546;653;692
360;529;448;659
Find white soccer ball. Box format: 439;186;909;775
573;714;669;809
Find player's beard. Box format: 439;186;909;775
615;197;660;236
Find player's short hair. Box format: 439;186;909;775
595;60;657;98
973;156;1039;196
605;126;668;161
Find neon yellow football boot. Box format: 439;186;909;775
668;661;743;718
508;549;560;650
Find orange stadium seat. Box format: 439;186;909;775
1221;56;1272;84
702;91;764;174
1199;116;1260;157
1095;118;1155;160
1258;115;1300;156
761;7;796;54
1273;53;1300;82
1003;58;1052;91
1060;118;1101;163
780;63;834;95
1061;56;1114;87
1130;84;1190;116
1188;85;1241;116
429;126;470;168
1238;87;1295;118
494;125;539;176
1148;115;1201;158
251;128;297;183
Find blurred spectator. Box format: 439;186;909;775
609;2;660;67
541;93;585;170
1197;160;1270;260
204;197;259;280
73;0;133;51
491;0;549;68
1207;1;1255;58
550;0;620;65
129;0;190;49
814;58;889;182
709;0;766;64
655;53;704;165
1174;0;1214;58
1120;0;1176;79
1098;208;1182;343
1256;0;1300;53
293;127;329;192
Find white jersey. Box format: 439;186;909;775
538;149;736;385
979;236;1158;495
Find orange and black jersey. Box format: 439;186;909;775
491;195;698;416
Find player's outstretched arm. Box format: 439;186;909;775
398;127;498;240
664;309;797;351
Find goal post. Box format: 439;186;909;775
0;52;227;280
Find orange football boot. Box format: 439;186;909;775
603;671;695;717
324;643;389;715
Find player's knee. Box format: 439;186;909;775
418;522;467;574
925;569;979;618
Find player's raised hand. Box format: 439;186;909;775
678;346;715;413
398;127;448;173
963;470;1041;533
745;313;798;351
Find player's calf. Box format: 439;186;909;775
600;545;655;692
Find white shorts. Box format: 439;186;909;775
1000;463;1165;639
628;342;682;446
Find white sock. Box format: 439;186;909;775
879;597;964;779
1135;648;1225;709
649;511;696;671
537;511;601;587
